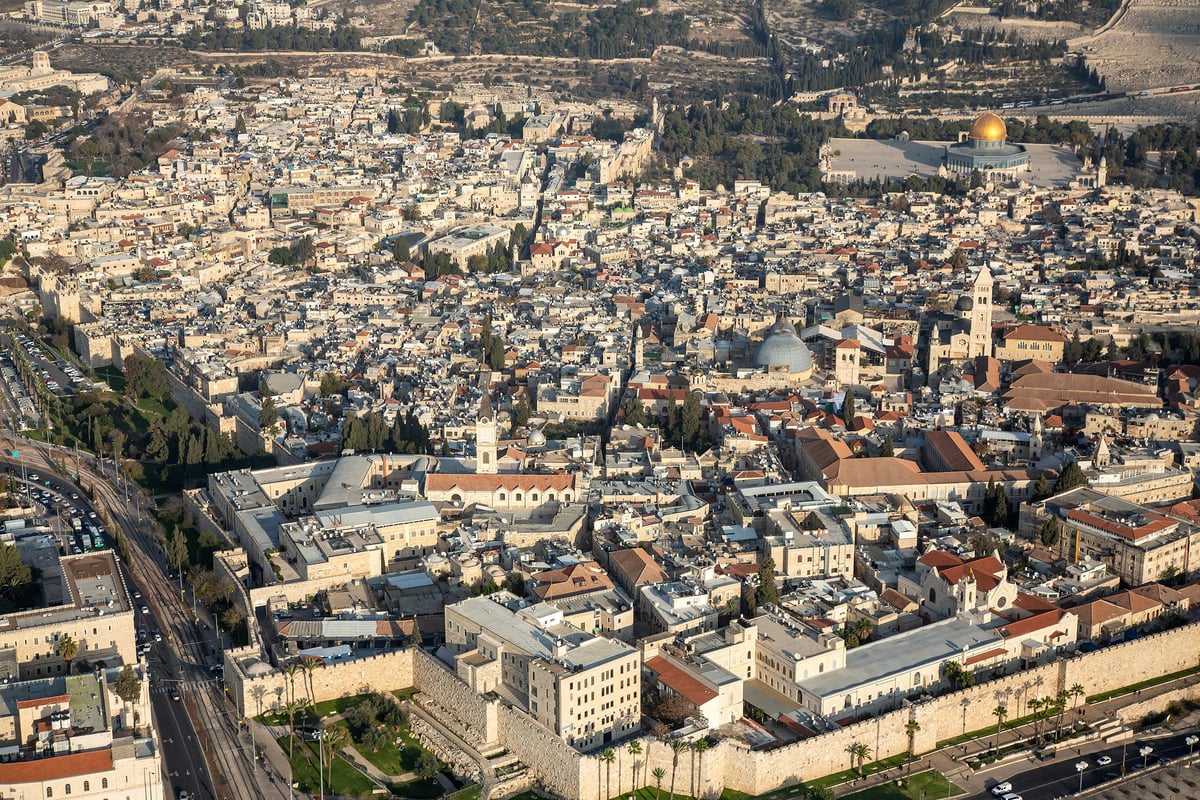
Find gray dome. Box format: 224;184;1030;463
955;295;974;312
755;319;814;374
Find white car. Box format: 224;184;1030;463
1000;795;1022;800
991;784;1012;796
1096;755;1113;766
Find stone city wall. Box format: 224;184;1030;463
498;706;586;800
1063;623;1200;693
227;646;415;717
411;713;484;784
231;620;1200;798
1109;680;1200;726
570;622;1200;799
412;648;500;746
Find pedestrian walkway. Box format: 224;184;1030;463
832;667;1200;798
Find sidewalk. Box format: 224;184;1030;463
832;667;1200;798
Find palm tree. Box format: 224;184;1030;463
1028;698;1045;742
849;742;871;776
1053;691;1069;740
282;698;305;799
854;616;873;642
992;704;1007;752
1070;683;1086;710
692;738;709;798
616;742;624;797
652;767;667;800
601;748;616;800
283;662;300;706
251;684;267;718
904;720;921;773
669;738;687;800
300;657;322;704
56;635;78;673
627;739;643;793
322;724;351;790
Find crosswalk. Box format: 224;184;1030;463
152;680;219;695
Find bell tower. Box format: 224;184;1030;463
476;391;497;474
970;265;993;358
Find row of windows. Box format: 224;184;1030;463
46;778;107;796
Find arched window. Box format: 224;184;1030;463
531;493;538;502
844;695;852;709
101;779;107;789
83;783;89;792
913;672;921;686
514;492;522;502
928;588;936;604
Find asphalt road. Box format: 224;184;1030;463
971;732;1196;800
0;445;215;800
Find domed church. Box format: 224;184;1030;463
944;111;1030;179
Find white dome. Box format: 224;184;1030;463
755;319;814;375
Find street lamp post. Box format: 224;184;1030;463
1187;735;1199;761
1139;745;1153;770
315;728;328;800
1075;760;1088;793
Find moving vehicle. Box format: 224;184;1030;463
991;782;1012;795
1096;755;1112;766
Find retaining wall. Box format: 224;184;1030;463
412;648;500;746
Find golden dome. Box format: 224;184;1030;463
968;111;1007;142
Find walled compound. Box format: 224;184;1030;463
224;620;1200;799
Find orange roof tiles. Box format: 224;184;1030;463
645;656;717;706
0;749;112;782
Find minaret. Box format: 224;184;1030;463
970;265;994;358
476;391;497;474
1097;156;1108;188
632;321;644;370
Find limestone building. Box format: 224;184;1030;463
0;52;108;95
0;668;161;800
0;552;137;680
444;592;641;751
1019;487;1200;585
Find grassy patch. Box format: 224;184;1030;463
447;785;482;800
94;365;126;393
809;754;909;789
310;694;372;719
391;777;445;798
354;726;432;777
394;687;419;702
278;736;376;796
136;396;173;417
1088;665;1200;703
842;771;960;800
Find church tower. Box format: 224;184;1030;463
1030;413;1044;461
1094;434;1111;469
476;391;497;474
970;265;994;358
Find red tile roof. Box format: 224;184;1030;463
646;656;717;706
0;749;112;782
